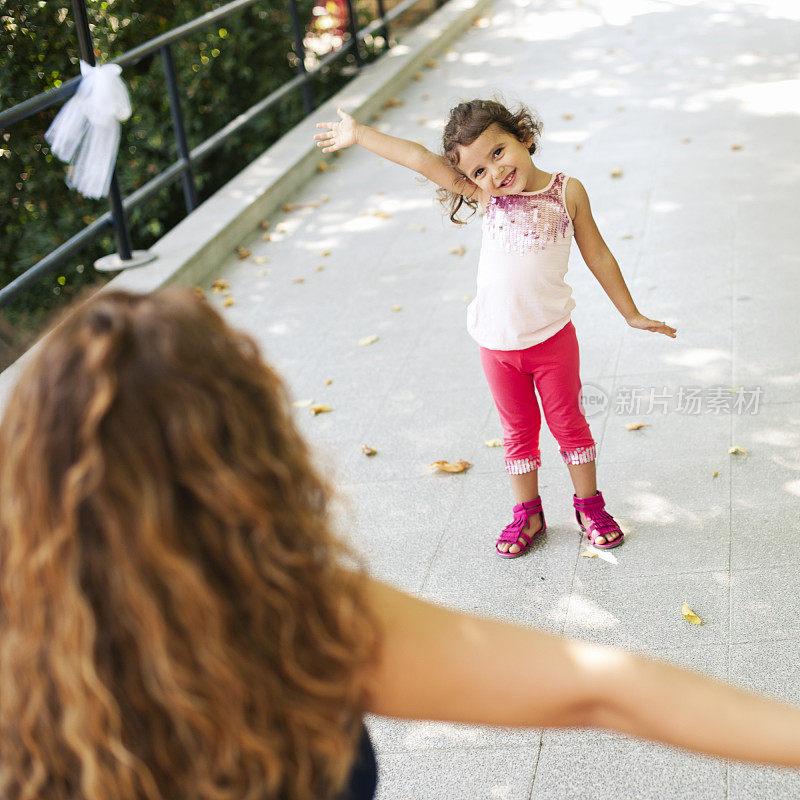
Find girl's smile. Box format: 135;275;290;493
455;124;539;195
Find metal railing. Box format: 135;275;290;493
0;0;440;308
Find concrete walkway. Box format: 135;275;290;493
201;1;800;797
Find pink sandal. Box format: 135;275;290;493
496;498;546;558
573;491;624;549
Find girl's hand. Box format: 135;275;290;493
626;313;677;338
314;107;358;153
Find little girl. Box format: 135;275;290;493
315;99;676;557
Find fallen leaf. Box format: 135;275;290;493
292;398;313;408
358;335;379;347
262;233;272;241
729;446;748;455
681;603;703;625
562;112;574;120
463;295;471;303
211;278;230;292
282;203;299;212
712;470;719;477
260;220;270;230
574;144;583;150
317;161;329;172
449;244;467;257
610;168;624;178
319;249;332;257
193;286;206;299
681;137;692;144
292;277;305;284
320;194;330;202
429;460;472;473
391;304;403;312
314;265;325;272
236;246;251;259
418;118;427;125
383;97;403;109
251;255;269;264
373;211;393;218
412;72;422;81
581;550;598;558
222;297;235;307
361;445;378;456
621;234;634;240
484;438;503;447
309;404;332;416
731;143;743;151
424;59;438;68
324;379;333;386
625;422;649;431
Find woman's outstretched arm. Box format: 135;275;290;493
363;578;800;767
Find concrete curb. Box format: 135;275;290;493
0;0;491;402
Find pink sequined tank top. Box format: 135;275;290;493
467;171;576;350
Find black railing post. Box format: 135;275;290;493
70;0;133;261
161;44;199;213
287;0;314;114
375;0;390;46
342;0;364;67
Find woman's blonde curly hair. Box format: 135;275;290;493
0;288;378;800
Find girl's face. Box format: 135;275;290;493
455;123;536;196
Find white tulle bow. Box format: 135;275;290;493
45;61;132;199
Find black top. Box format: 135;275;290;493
338;725;377;800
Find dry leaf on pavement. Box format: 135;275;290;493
731;144;743;151
424;59;438;69
373;211;393;218
358;335;379;347
449;244;467;257
729;446;748;456
319;249;332;257
262;233;272;241
315;265;325;272
260;220;270;230
484;438;503;447
361;445;378;456
610;168;623;178
317;161;329;172
211;278;230;293
251;255;269;264
625;422;649;431
222;298;235;307
193;286;206;299
429;460;472;473
383;97;403;109
562;112;574;120
324;379;333;386
580;550;598;558
681;603;703;625
282;203;299;212
236;246;251;259
291;277;305;284
412;72;422;81
309;405;332;416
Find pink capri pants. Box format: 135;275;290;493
480;321;596;474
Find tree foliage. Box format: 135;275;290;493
0;0;368;362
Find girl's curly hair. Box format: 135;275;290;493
436;98;543;224
0;288;378;800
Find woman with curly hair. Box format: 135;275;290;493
0;288;798;800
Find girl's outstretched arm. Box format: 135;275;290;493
363;578;800;767
314;108;484;202
567;178;677;338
